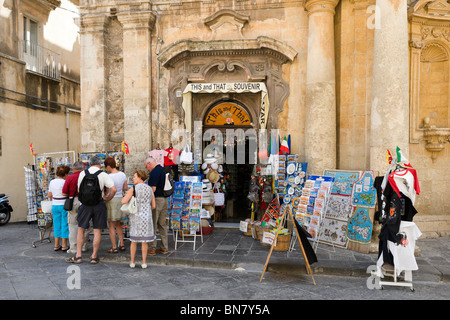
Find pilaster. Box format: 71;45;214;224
370;0;410;173
304;0;339;174
76;15;108;152
117;11;156;173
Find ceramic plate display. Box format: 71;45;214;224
286;163;296;175
287;175;295;184
288;186;295;195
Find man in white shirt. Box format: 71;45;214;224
66;156;116;264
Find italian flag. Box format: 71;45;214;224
280;136;290;154
396;146;411;167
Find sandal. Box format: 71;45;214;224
54;246;62;251
108;247;118;253
90;257;100;264
119;245;126;251
66;256;82;263
61;247;69;252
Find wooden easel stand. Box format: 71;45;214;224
260;205;316;285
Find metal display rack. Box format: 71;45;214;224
30;151;77;248
78;151;125;171
173;182;204;250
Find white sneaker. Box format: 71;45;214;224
141;264;147;269
129;263;135;268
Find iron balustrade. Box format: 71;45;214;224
19;40;61;81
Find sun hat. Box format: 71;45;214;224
207;170;220;184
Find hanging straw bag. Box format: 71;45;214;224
213;185;225;206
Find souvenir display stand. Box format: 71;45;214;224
241;155;309;248
78;151;124;171
291;175;334;253
29;151;77;247
171;181;204;250
25;165;39;222
312;170;377;254
32;200;53;248
371;149;421;291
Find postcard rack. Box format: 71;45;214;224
30;151;77;248
171;181;204;250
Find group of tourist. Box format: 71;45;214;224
47;155;168;268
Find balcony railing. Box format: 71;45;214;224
19;40;61;81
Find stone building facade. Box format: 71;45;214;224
76;0;450;236
0;0;81;222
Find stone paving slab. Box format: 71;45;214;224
2;222;449;283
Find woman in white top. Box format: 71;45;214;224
48;165;71;252
104;157;128;253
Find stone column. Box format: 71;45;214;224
117;12;156;174
76;15;108;152
370;0;409;174
304;0;339;175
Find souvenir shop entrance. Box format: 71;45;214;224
202;101;256;223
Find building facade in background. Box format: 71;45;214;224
2;0;449;236
0;0;81;221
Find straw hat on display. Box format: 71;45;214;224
206;169;220;184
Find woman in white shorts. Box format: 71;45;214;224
104;157;128;253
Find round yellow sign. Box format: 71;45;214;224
204;103;252;126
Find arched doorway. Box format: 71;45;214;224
202;100;256;222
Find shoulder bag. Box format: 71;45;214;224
120;187;137;215
64;197;74;211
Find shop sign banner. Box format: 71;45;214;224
182;82;270;130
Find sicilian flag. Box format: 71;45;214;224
280;136;290;154
396;146;411;167
30;143;36;156
386;149;393;165
121;141;130;154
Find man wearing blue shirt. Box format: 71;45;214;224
145;157;169;255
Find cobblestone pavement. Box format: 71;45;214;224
1;222;449;305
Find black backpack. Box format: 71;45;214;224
78;169;102;206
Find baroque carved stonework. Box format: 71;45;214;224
159;35;297;130
409;0;450;160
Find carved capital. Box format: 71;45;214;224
75;15;107;33
117;11;156;30
304;0;340;15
